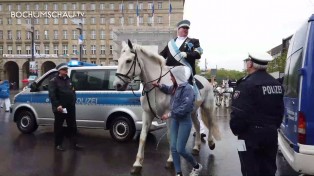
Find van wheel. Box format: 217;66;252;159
16;110;38;134
110;116;135;142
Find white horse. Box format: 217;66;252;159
113;40;221;174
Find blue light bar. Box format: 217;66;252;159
68;60;97;67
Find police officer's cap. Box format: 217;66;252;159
247;52;273;65
177;20;190;29
56;63;68;71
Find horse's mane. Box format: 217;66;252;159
133;44;166;66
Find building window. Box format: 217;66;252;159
157;16;162;24
0;46;3;55
17;45;22;54
44;30;49;40
148;16;152;24
17;4;21;11
158;2;162;9
110;45;113;55
7;18;12;25
35;45;40;54
63;30;67;39
8;45;12;54
17;18;21;25
91;3;96;10
35;4;39;10
129;3;134;9
110;31;114;39
54;45;58;55
0;30;3;40
63;18;68;24
26;31;31;40
100;30;106;39
54;30;58;39
0;18;2;25
139;16;143;24
100;16;105;24
129;17;134;25
26;45;31;54
8;4;12;11
53;18;58;24
34;18;39;24
91;45;96;55
35;30;39;39
54;3;58;10
72;30;77;39
100;3;105;10
63;45;68;55
63;3;67;10
148;2;153;9
44;45;49;54
81;3;85;10
120;17;124;25
83;45;86;55
7;30;12;40
110;17;115;24
101;45;106;55
72;3;77;10
91;30;96;39
139;2;143;9
83;30;86;40
44;3;48;10
25;19;31;24
26;4;30;10
0;4;2;11
91;17;96;24
82;18;86;24
72;45;77;54
44;18;49;24
109;3;114;10
16;30;21;40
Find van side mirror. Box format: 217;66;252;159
30;82;39;92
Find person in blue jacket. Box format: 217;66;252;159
153;66;202;176
0;80;11;112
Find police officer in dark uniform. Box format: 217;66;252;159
160;19;203;84
49;63;82;151
230;52;284;176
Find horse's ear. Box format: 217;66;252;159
128;39;133;50
122;41;127;48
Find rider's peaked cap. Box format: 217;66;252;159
56;63;68;71
246;52;273;65
177;20;190;29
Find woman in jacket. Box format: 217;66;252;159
153;66;202;176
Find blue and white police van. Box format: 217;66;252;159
11;60;165;142
278;14;314;174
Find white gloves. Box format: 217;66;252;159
180;52;187;58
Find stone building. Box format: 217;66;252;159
0;0;184;88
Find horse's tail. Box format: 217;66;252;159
200;87;222;141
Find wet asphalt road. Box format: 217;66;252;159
0;91;300;176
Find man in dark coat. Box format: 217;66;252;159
230;52;284;176
48;63;82;151
160;19;203;84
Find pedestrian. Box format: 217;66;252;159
160;19;203;85
48;63;82;151
229;52;284;176
152;66;202;176
0;80;11;112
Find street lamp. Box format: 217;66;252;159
76;22;83;61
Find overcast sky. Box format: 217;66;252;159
183;0;314;71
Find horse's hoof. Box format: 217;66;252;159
165;161;174;169
192;149;200;156
130;166;142;175
209;143;215;150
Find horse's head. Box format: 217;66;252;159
113;40;143;91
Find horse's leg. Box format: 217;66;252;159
131;111;153;174
165;119;174;168
191;108;201;155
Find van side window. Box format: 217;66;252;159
71;70;106;91
38;71;58;91
107;69;140;90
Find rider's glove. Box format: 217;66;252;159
180;52;187;58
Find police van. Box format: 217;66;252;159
11;60;165;142
278;14;314;174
